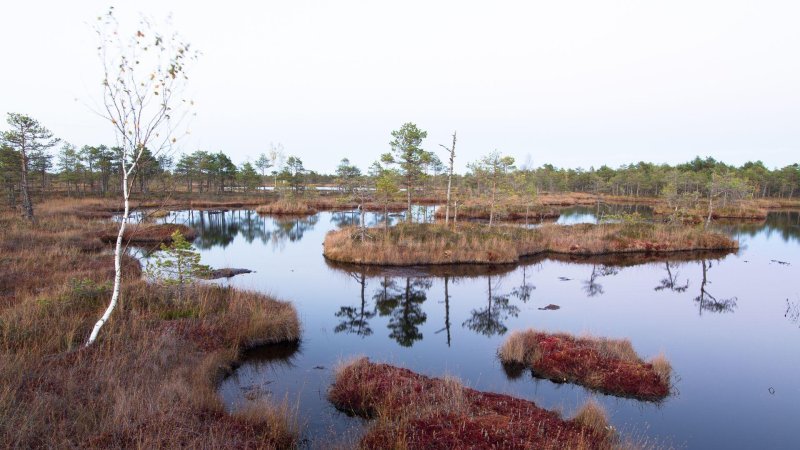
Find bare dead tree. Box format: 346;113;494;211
438;131;456;225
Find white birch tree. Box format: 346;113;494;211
86;8;197;345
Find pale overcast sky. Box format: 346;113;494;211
1;1;798;173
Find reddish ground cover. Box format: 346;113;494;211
329;358;616;449
499;330;671;401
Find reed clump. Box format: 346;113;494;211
323;222;738;266
0;200;301;448
256;199;318;216
328;358;617;449
498;330;672;401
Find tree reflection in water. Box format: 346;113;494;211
654;262;689;293
786;298;800;327
434;276;453;347
269;215;319;247
374;278;430;347
179;210;318;249
511;264;536;303
583;265;619;297
334;272;376;337
463;276;519;337
695;259;737;314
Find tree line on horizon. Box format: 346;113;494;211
2;114;799;211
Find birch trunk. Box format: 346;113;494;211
87;167;130;345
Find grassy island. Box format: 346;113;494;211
329;358;617;449
255;199;318;216
0;199;301;448
435;201;561;222
323;222;738;266
499;330;672;401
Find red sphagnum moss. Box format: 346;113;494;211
329;358;617;449
499;330;672;401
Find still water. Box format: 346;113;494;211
154;207;799;449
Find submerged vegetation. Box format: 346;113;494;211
0;199;301;448
329;358;618;449
323;222;738;266
499;330;672;401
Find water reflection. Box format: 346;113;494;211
654;262;689;293
716;210;800;244
165;210;319;249
695;259;737;314
334;272;375;337
463;276;520;336
511;265;536;303
375;278;430;347
583;265;619;297
439;276;453;346
786;299;800;327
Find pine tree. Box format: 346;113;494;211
145;230;210;302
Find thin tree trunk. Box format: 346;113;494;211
441;132;456;225
18;146;34;221
407;179;412;223
87;167;130;345
444;276;451;347
489;179;496;227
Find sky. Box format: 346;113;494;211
1;0;798;173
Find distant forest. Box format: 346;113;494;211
2;131;799;206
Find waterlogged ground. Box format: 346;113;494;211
147;207;799;449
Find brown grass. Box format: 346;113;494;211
328;358;617;449
573;399;611;434
0;200;302;448
653;202;768;222
98;223;197;245
436;199;561;222
256;199;318;216
498;330;672;401
323;222;738;266
307;198;407;212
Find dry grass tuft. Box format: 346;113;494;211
256;200;317;216
498;329;672;401
649;353;673;386
573;399;610;434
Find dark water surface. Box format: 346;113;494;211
153;207;799;449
